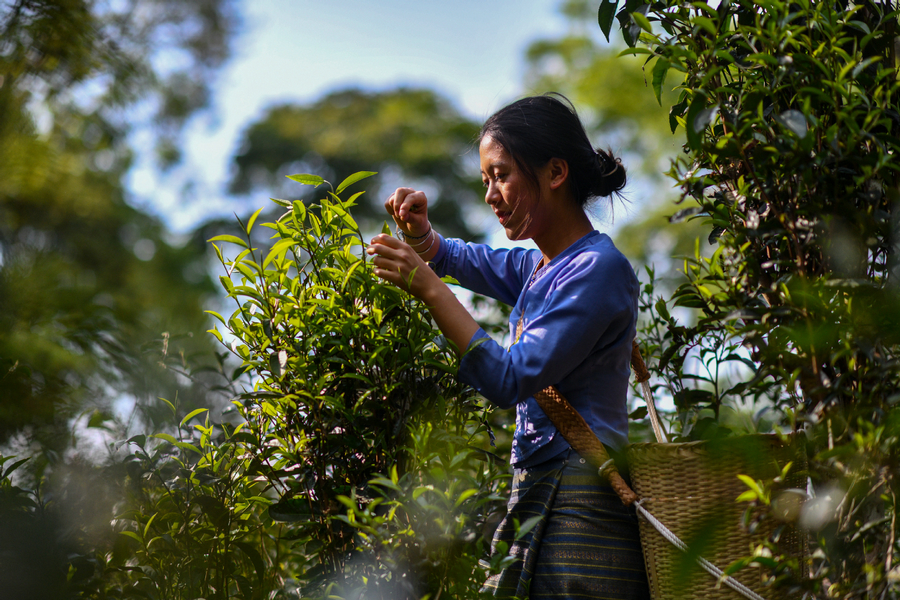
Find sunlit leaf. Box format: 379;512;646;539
286;173;325;186
335;171;377;195
514;516;543;540
631;11;652;33
207;234;249;248
180;408;209;427
246;207;265;234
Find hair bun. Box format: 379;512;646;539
593;148;626;198
479;94;627;209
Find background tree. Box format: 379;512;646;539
524;0;679;187
228;87;488;240
0;0;239;453
0;4;240;595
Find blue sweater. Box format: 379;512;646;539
431;230;639;466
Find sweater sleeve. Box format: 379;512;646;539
430;234;538;307
457;249;637;410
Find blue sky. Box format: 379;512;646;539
130;0;569;233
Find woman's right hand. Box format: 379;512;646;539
385;187;430;238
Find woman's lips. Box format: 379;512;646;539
495;210;511;225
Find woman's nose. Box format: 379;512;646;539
484;181;499;204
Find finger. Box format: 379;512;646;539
368;240;403;258
370;255;392;270
398;190;426;222
371;265;396;284
390;188;417;220
368;233;404;251
383;190;402;217
385;187;410;214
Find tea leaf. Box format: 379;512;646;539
143;512;158;540
246;207;265;234
181;408;209;428
292;200;307;222
119;531;142;545
515;516;543;540
598;0;618;42
631;11;652;33
236;541;266;583
651;58;669;105
454;488;477;508
286;173;325;186
2;457;29;479
335;171;377;195
208;234;249;248
268;498;313;522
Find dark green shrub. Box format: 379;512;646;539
602;0;900;595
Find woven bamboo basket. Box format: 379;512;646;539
626;434;807;600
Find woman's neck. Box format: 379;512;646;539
534;208;594;264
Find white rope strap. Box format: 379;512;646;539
633;499;768;600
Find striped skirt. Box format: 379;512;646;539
483;450;651;599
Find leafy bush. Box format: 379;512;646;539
0;173;505;600
602;0;900;596
206;172;506;598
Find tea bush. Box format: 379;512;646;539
205;172;506;598
0;173;507;600
603;0;900;596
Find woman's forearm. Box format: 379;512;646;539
367;232;477;355
420;281;481;356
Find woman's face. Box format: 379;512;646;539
479;135;552;242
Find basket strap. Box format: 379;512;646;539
533;385;638;505
516;317;638;505
630;341;668;444
519;317;765;599
634;500;768;600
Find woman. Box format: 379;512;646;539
366;94;650;599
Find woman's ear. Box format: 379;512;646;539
547;157;569;190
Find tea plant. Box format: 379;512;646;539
207;172;506;598
603;0;900;596
108;403;280;599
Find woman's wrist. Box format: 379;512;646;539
396;222;431;243
415;232;436;255
417;230;441;264
417;272;451;306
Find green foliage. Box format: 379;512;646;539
0;456;69;598
523;0;688;275
523;0;683;190
208;174;506;597
1;0;238;164
0;171;508;598
228;88;485;239
109;405;281;600
0;0;238;452
605;0;900;596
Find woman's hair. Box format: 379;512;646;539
479;93;626;207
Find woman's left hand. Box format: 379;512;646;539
367;233;442;300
